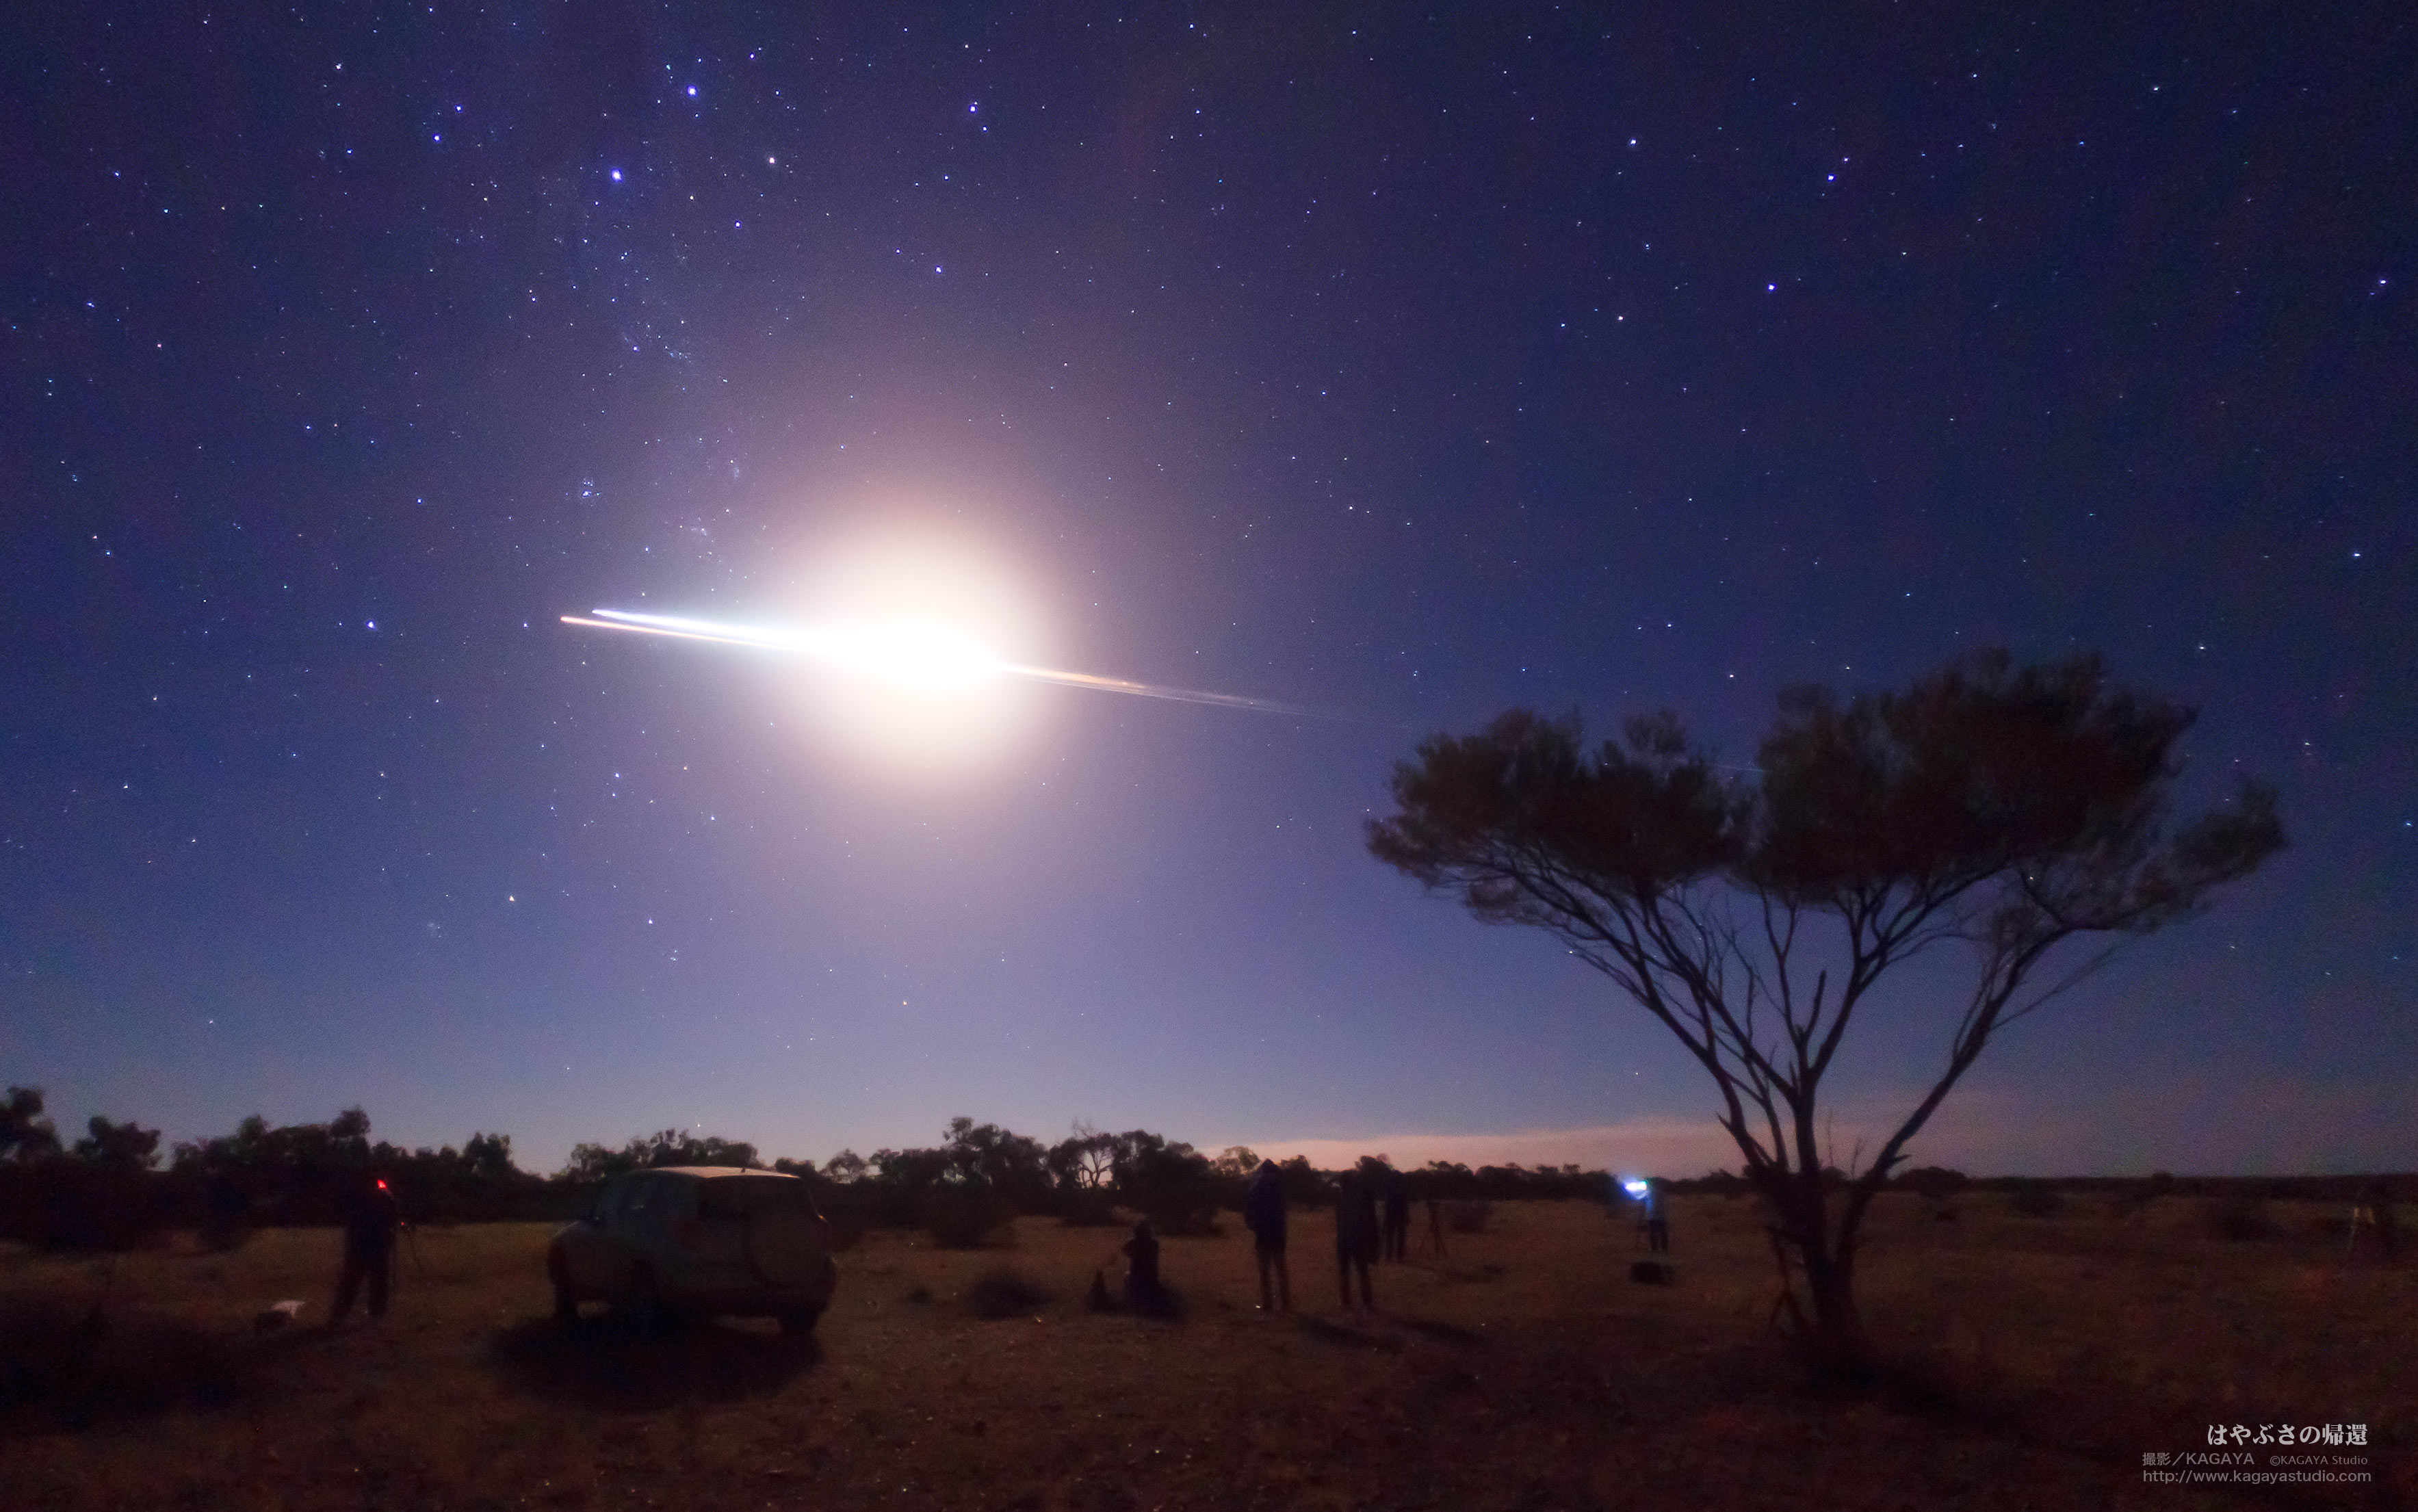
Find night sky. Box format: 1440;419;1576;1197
5;4;2410;1179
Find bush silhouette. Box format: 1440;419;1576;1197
1055;1188;1119;1227
2005;1182;2065;1217
965;1266;1050;1320
1445;1200;1494;1234
923;1189;1015;1249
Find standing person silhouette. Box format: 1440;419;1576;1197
328;1171;402;1327
1381;1169;1412;1262
1243;1160;1292;1312
1334;1171;1379;1309
1121;1219;1165;1310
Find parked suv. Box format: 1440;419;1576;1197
548;1166;836;1334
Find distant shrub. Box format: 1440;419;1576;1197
0;1164;172;1253
965;1266;1050;1320
1674;1169;1749;1199
1139;1201;1222;1238
1055;1188;1119;1227
1897;1166;1969;1201
1444;1200;1494;1234
2006;1182;2065;1217
922;1190;1015;1250
2209;1195;2275;1242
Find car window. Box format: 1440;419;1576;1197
699;1177;762;1219
649;1177;697;1219
699;1176;807;1219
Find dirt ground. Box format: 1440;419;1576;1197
1;1193;2408;1509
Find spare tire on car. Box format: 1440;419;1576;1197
746;1204;828;1289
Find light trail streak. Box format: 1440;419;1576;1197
563;608;1351;720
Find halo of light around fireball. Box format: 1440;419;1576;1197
773;526;1048;776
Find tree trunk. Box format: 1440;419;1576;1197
1768;1177;1872;1377
1797;1242;1868;1376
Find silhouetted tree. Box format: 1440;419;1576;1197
73;1116;162;1172
169;1107;391;1223
1;1086;62;1162
941;1117;1054;1207
328;1106;372;1158
461;1132;517;1182
1368;650;2282;1368
1277;1154;1328;1206
868;1144;955;1189
558;1129;760;1182
1045;1121;1121;1191
1209;1146;1261;1179
1111;1130;1220;1233
1418;1160;1476;1198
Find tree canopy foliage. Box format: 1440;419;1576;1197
0;1093;546;1247
1368;650;2283;1363
558;1128;764;1183
1;1084;64;1162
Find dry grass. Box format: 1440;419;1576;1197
0;1195;2408;1509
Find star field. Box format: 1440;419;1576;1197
2;4;2410;1175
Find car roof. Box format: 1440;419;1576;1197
629;1166;796;1180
